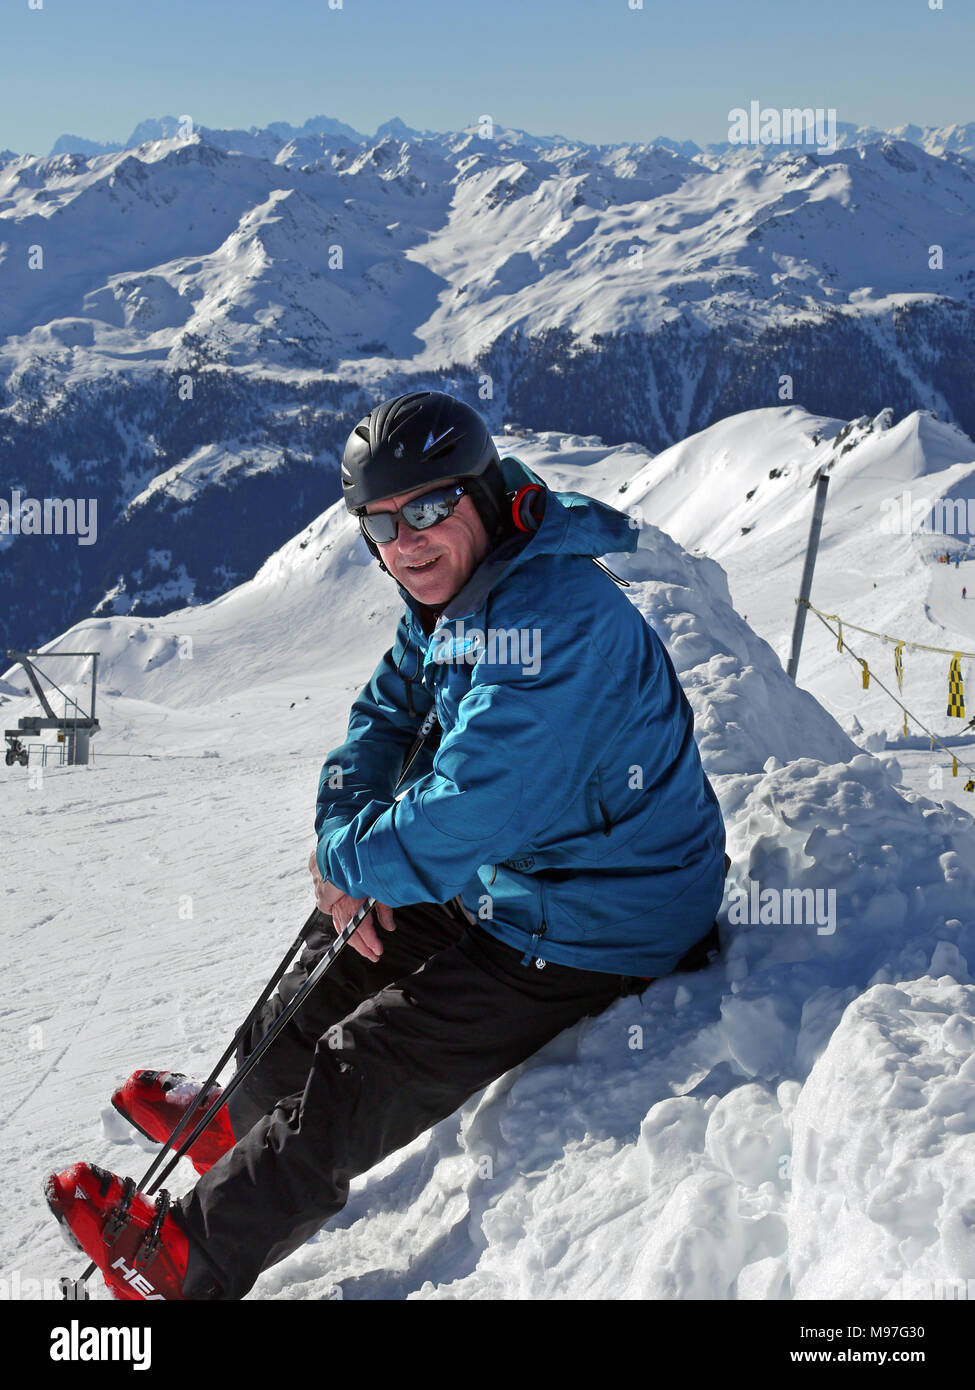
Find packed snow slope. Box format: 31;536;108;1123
615;405;975;751
3;439;975;1300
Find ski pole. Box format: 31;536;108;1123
142;705;439;1194
64;705;440;1297
150;698;437;1183
146;892;379;1192
62;895;385;1299
128;908;324;1193
65;906;322;1297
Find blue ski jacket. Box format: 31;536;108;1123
315;456;726;976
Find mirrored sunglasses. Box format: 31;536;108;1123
360;483;467;545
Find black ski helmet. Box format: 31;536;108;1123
341;391;510;566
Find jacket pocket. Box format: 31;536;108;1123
584;772;610;834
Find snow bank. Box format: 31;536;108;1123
791;976;975;1301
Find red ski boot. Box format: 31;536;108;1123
111;1070;234;1175
46;1162;189;1301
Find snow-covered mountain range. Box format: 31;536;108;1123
40;112;975;166
2;114;974;655
3;119;973;383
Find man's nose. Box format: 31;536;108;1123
395;524;428;554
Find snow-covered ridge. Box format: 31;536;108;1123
1;125;973;388
36;113;975;167
618;405;975;741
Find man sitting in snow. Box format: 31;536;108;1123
47;390;727;1300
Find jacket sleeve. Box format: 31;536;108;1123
318;604;639;905
314;614;436;882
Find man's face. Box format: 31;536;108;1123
365;480;491;606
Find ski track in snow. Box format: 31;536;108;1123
3;411;975;1299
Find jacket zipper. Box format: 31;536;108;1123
397;618;425;715
520;919;547;968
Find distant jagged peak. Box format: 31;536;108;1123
647;135;705;159
48;113;367;160
49;132;124;158
124;115;186;146
375;116;440;141
451;118;572;152
47;117;204;163
266;113;365;143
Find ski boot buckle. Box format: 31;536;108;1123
135;1190;171;1271
102;1176;137;1247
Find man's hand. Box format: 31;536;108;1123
308;848;344;915
330;893;397;962
308;848;396;962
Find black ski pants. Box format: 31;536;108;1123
175;899;650;1299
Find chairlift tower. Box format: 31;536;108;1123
3;650;99;767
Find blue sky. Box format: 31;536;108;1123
1;0;971;154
